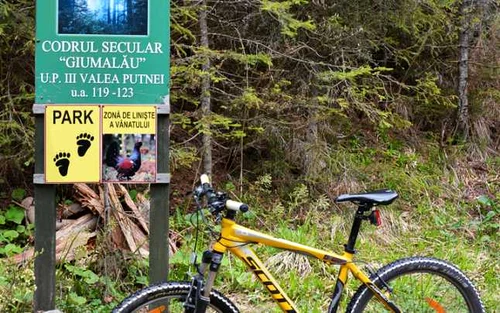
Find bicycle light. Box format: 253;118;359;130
370;209;382;227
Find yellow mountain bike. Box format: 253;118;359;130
113;175;485;312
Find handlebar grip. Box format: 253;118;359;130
200;174;210;185
226;200;249;213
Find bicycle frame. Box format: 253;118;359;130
209;217;399;313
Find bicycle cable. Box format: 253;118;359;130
189;186;253;273
189;195;222;274
188;196;203;274
355;260;393;293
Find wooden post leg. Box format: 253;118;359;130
33;114;57;312
149;113;170;284
34;184;56;311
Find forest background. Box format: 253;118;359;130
0;0;498;311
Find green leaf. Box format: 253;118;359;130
11;188;26;202
16;225;26;234
83;271;99;284
68;292;86;305
3;243;23;256
0;215;5;225
477;195;493;206
129;189;138;201
169;250;189;265
135;275;148;286
5;206;25;224
14;290;33;304
2;230;19;241
483;211;497;223
0;275;8;287
65;264;100;284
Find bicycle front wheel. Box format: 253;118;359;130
112;281;240;313
347;257;484;312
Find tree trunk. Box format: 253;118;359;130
107;0;111;23
127;0;133;29
457;0;473;139
304;83;320;178
113;0;117;25
199;0;212;175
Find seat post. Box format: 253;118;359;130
345;204;371;253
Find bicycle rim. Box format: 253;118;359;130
125;295;226;313
360;272;473;312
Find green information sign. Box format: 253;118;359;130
35;0;169;104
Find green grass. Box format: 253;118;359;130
0;143;497;312
197;144;500;312
206;202;499;311
166;186;498;312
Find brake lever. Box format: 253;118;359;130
193;185;204;198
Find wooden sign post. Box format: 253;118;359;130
34;1;170;310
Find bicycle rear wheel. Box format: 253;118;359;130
346;257;484;312
112;281;239;313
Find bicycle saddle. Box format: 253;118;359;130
336;189;398;206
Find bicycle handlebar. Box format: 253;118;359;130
226;200;249;213
195;174;249;214
200;174;210;185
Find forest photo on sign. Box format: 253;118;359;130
58;0;148;35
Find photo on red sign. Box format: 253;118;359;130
58;0;148;35
102;133;156;183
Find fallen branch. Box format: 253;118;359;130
12;183;180;264
74;183;105;218
11;213;97;264
115;184;149;235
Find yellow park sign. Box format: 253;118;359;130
45;106;101;183
44;105;157;183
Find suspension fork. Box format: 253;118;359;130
203;250;223;298
184;250;224;313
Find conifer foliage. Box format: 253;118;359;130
0;0;498;185
0;0;35;187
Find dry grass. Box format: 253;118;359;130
372;209;419;247
265;251;313;277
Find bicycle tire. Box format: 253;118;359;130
112;281;240;313
346;256;485;313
